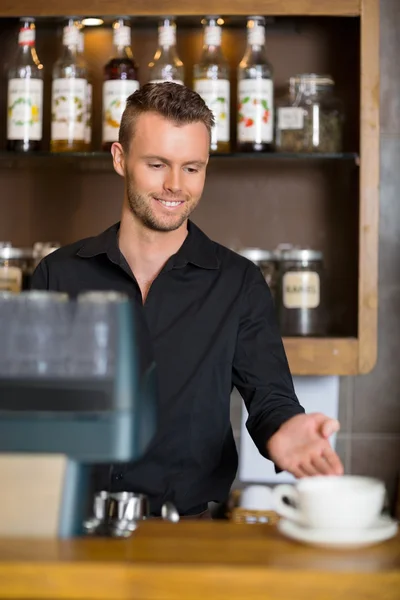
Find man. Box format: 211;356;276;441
32;83;343;518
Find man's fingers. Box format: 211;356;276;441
322;446;344;475
311;454;335;475
321;418;340;439
297;462;319;477
291;467;305;479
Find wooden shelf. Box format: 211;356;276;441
0;0;361;18
283;338;359;376
0;151;360;172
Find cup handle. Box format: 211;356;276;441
272;484;304;525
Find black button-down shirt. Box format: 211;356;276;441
32;221;304;515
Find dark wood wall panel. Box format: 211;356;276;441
0;158;358;335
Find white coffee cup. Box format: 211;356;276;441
240;485;274;511
272;475;386;530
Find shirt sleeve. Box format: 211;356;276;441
30;260;50;290
232;263;305;460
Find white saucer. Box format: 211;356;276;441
277;516;398;549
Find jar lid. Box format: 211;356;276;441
280;249;323;261
19;290;69;302
33;242;60;258
273;243;297;259
291;73;334;86
237;247;276;263
0;246;34;259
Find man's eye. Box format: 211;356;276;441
149;164;163;169
185;167;199;174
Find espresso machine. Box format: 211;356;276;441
0;291;165;537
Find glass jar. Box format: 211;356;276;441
0;244;34;293
238;247;278;299
275;74;343;153
277;249;327;336
33;241;60;269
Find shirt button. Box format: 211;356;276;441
113;472;124;481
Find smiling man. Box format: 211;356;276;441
32;83;343;518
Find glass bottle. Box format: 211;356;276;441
78;30;92;151
193;16;230;154
7;17;44;152
102;18;140;152
51;18;88;153
237;16;274;152
148;17;184;84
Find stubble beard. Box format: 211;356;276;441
126;173;198;233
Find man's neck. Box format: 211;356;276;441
118;205;189;301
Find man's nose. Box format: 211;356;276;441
164;168;182;194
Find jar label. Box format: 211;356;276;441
278;107;304;130
238;79;273;143
7;78;43;141
194;79;230;143
102;79;140;143
0;266;22;293
51;78;87;141
283;271;320;309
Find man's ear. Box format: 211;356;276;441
111;142;125;177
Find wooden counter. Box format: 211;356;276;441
0;522;399;599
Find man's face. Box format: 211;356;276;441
112;112;210;232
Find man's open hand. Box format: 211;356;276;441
267;413;344;478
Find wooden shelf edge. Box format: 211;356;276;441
0;0;361;18
357;0;380;376
283;338;359;376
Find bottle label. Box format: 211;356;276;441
283;272;320;309
85;82;92;145
7;78;43;141
51;78;87;142
18;27;35;46
114;25;131;47
63;25;80;47
238;79;273;143
248;24;265;46
102;79;140;142
159;24;176;47
278;107;304;130
204;25;222;46
149;79;184;85
0;266;22;293
194;79;230;144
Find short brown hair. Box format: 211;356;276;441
119;82;215;153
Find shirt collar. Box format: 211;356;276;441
76;223;121;264
76;221;220;270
